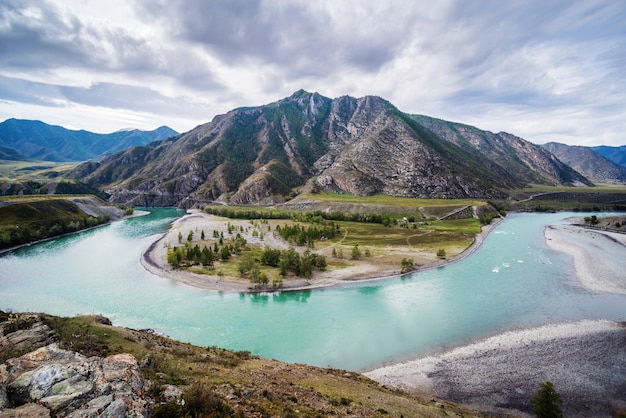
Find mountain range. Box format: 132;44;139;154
591;145;626;168
68;90;595;208
0;118;178;162
541;142;626;184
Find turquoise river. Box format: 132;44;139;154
1;208;625;371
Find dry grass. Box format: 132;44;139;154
20;313;480;417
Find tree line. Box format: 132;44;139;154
204;206;399;226
0;215;110;250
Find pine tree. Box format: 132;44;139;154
530;381;563;418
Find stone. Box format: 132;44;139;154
160;384;183;403
0;344;152;417
0;402;51;417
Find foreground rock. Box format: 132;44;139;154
0;344;151;417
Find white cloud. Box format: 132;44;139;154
0;0;624;145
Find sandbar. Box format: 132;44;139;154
545;224;626;295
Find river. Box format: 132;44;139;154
1;208;625;371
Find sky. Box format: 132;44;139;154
0;0;624;146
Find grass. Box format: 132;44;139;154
1;313;476;417
297;191;487;207
0;160;78;181
173;214;484;286
0;194;95;202
0;199;87;229
0;195;111;250
517;184;626;194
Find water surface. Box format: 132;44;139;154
1;209;625;371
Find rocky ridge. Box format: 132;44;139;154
69;90;591;208
0;314;150;417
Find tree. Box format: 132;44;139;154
401;258;415;273
436;248;446;259
530;381;563;418
219;245;231;261
167;247;182;268
351;244;361;260
261;248;281;267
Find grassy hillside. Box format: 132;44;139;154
0;312;478;417
0;196;112;249
500;185;626;212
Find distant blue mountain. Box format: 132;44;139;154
0;118;178;162
591;145;626;169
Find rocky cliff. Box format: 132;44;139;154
69;91;591;208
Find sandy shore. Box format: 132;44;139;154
365;320;626;417
545;224;626;295
141;210;501;293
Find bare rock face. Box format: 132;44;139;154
0;344;151;417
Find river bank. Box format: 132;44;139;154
365;219;626;416
365;319;626;417
141;210;501;293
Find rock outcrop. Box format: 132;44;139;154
1;345;151;417
542;142;626;184
0;315;151;417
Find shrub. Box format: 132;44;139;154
182;383;234;417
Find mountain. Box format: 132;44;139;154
0;145;27;160
411;116;589;187
0;119;178;162
542;142;626;184
591;145;626;169
69;90;591;208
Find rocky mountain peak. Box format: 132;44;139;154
69;92;593;207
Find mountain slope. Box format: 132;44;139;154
0;145;28;160
411;115;592;187
591;145;626;169
0;119;178;162
542;142;626;184
69;91;591;208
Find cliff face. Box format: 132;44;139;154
69;91;591;208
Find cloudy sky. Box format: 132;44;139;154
0;0;624;146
